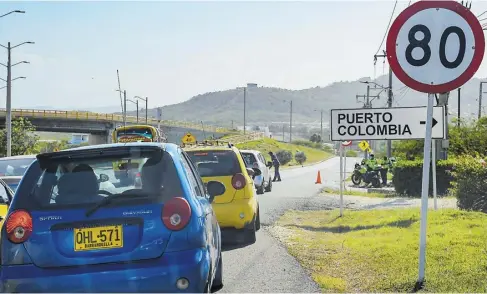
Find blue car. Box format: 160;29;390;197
0;142;225;293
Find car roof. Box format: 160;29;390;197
38;142;176;157
185;145;239;153
0;154;37;161
240;150;261;155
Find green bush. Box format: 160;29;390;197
276;150;292;165
292;139;323;150
392;159;456;197
451;155;487;213
346;150;358;157
295;151;307;165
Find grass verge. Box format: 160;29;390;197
236;138;333;168
322;187;394;198
273;209;487;293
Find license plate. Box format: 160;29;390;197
74;225;123;251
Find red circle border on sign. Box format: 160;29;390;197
386;0;485;94
342;141;352;146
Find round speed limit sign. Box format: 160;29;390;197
386;1;485;93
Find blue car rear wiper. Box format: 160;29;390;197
85;193;149;217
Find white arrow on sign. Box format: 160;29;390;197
330;106;445;141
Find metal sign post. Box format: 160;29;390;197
432;140;438;210
385;0;485;286
339;145;344;217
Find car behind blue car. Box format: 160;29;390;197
0;142;225;293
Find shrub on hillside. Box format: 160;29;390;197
276;150;292;165
392;159;456;197
293;139;323;150
295;151;307;165
451;155;487;213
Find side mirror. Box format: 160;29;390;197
206;181;226;203
252;167;262;176
246;168;255;177
267;161;273;168
99;173;109;183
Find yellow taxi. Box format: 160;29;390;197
185;144;261;243
0;178;14;228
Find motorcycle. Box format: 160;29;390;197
351;162;381;188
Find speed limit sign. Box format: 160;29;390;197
386;0;485;93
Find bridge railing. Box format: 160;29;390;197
0;108;232;134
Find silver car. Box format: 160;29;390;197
0;155;37;191
240;150;272;194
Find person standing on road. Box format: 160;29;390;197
379;156;390;186
268;151;281;182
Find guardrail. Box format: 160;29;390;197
0;108;230;133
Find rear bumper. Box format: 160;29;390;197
213;198;257;230
0;248;211;293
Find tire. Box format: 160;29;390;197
255;207;261;231
264;177;272;192
256;184;264;195
371;177;381;188
244;217;257;244
211;253;223;292
351;173;362;185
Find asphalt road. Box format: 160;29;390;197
219;156;359;293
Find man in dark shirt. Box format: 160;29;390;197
268;151;281;182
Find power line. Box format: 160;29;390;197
374;0;398;57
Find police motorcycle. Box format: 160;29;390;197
351;159;381;188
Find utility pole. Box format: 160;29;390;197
320;109;323;142
135;96;148;124
6;42;11;157
123;90;127;128
457;88;461;128
478;82;487;119
374;51;394;157
289;100;293;143
1;41;33;157
356;85;380;158
243;87;246;134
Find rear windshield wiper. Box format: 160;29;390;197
85;193;150;217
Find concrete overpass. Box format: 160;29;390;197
0;108;233;144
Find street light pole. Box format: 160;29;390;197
6;42;11;156
289;100;293;143
0;40;34;157
243;87;246;135
126;98;138;123
135;96;148;124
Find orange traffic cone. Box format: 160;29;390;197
315;170;322;184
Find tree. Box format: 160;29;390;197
310;133;321;143
0;117;38;156
295;151;307;166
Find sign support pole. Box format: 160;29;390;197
418;93;435;285
344;147;347;187
432;140;437;210
339;145;344;217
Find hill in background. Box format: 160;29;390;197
124;74;485;127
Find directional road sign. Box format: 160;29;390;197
181;132;196;144
330;106;445;141
386;0;485;93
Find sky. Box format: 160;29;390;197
1;0;487;111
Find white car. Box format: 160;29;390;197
240;150;272;194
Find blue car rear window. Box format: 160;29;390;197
12;147;184;210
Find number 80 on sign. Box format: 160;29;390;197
386;0;485;93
